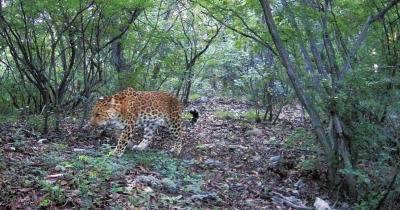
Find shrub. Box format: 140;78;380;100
242;109;260;122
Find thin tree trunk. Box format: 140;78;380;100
259;0;338;184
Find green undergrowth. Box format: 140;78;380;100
125;151;207;208
285;127;317;150
182;112;193;121
242;109;260;122
25;144;206;208
215;109;236;120
214;109;261;122
286;128;321;172
0;113;18;124
189;93;202;101
1;139;208;208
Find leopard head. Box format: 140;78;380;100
90;97;123;128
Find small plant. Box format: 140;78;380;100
41;150;66;168
296;158;320;172
49;143;68;151
286;128;317;150
354;192;384;210
133;151;157;168
242;109;260;122
39;198;52;207
0;113;17;123
25;114;47;132
39;180;66;205
61;154;132;207
182;112;193;121
189;93;201;101
78;155;90;162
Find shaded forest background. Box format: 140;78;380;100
0;0;399;209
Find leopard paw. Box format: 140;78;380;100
169;147;181;155
112;149;124;157
131;144;146;151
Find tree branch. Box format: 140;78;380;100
341;0;400;78
197;1;278;56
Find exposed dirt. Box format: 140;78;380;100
0;98;347;209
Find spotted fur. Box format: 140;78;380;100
90;87;188;156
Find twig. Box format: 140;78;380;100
45;173;64;179
333;182;343;208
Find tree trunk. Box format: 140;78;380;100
259;0;338;184
181;64;193;104
112;40;128;72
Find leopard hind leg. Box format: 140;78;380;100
168;120;183;155
131;122;157;151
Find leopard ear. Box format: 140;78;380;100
99;96;104;100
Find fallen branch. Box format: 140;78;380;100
227;145;249;150
45;173;64;179
73;148;90;153
271;191;313;210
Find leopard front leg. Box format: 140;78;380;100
113;125;134;157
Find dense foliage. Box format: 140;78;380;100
0;0;399;208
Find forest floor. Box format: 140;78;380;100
0;98;347;209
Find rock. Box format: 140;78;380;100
314;197;332;210
200;96;208;101
182;159;196;166
245;199;256;207
339;202;350;210
268;155;282;168
290;189;300;197
228;145;248;150
204;158;224;169
294;179;306;189
253;154;262;162
136;175;162;189
73;148;89;153
143;186;154;193
265;136;278;144
246;128;263;136
161;178;179;193
190;192;221;203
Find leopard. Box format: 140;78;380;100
89;87;198;156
